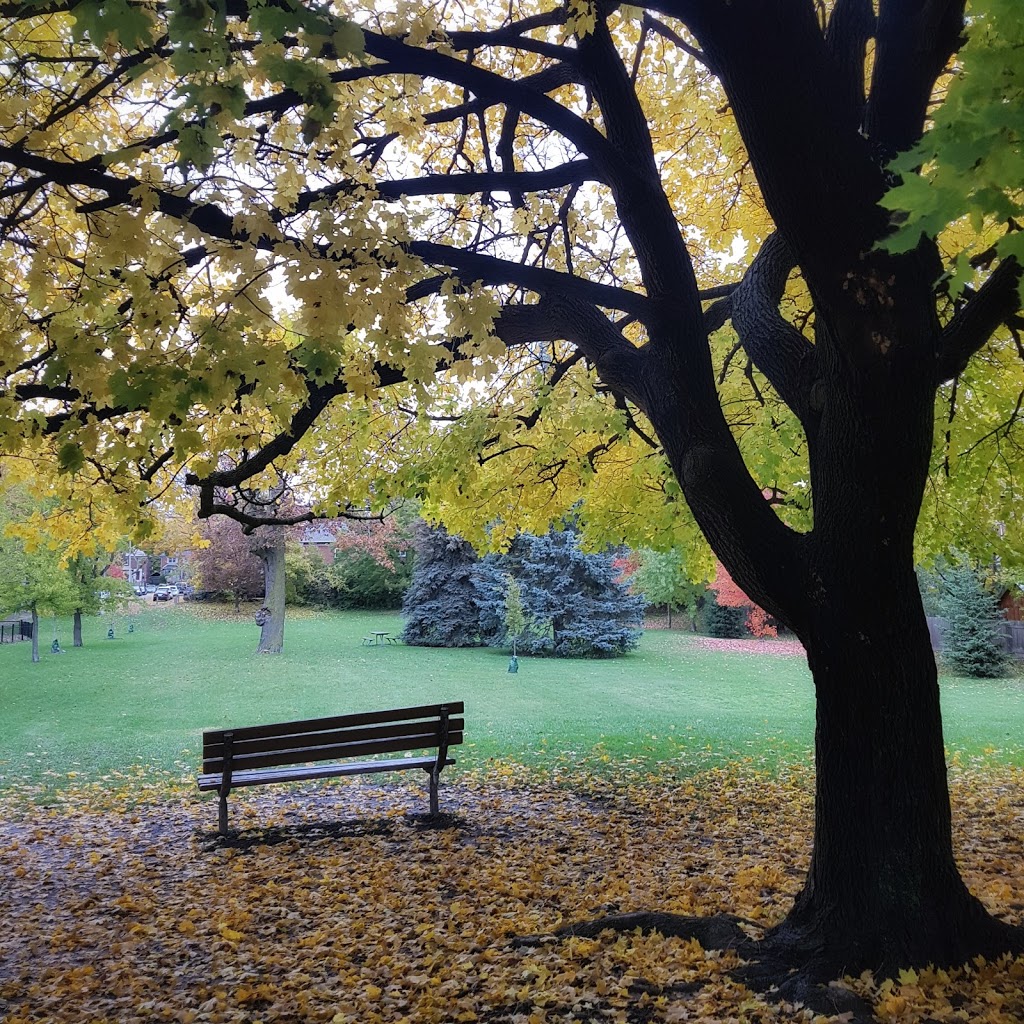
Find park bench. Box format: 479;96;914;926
197;701;464;835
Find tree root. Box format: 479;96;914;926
511;909;1024;1024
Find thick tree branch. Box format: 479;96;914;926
824;0;875;127
447;15;574;63
575;15;700;309
730;233;816;426
642;15;714;73
288;161;601;215
661;1;885;292
0;144;651;319
360;31;625;180
866;0;964;158
494;298;648;410
936;257;1023;382
406;242;652;318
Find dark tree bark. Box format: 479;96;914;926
250;526;286;654
30;605;39;663
560;0;1024;976
73;609;83;647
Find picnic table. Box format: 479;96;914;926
362;631;399;646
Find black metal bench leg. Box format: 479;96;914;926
429;769;439;815
218;732;234;836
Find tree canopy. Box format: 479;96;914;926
0;0;1018;566
2;0;1024;991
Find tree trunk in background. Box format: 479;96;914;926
30;606;39;663
73;609;83;647
251;526;286;654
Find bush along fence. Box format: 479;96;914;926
927;616;1024;658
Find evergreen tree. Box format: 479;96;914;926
401;523;481;647
703;599;748;639
483;527;644;658
937;556;1009;679
474;559;540;652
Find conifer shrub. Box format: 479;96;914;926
401;523;482;647
937;555;1009;678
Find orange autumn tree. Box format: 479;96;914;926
712;561;777;639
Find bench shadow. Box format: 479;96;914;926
198;811;469;852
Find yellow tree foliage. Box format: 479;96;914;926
2;0;1024;979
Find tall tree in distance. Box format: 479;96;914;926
0;532;77;662
68;552;109;647
625;548;705;629
1;0;1024;989
249;524;287;653
479;527;645;657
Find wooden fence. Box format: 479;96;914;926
926;616;1024;658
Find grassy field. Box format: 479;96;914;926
1;604;1021;789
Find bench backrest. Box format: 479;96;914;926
202;701;464;775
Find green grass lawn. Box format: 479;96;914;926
1;605;1021;789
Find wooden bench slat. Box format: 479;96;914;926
197;755;453;791
202;701;464;745
202;717;465;762
203;731;463;775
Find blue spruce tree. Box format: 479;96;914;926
477;526;644;658
401;523;481;647
937;554;1009;678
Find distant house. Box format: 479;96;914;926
301;523;339;564
122;547;151;586
119;547;194;586
998;584;1024;622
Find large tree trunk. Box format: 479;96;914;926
250;526;286;654
30;606;39;663
647;253;1024;972
73;609;83;647
774;575;1010;974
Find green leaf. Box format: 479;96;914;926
332;20;365;58
58;441;85;474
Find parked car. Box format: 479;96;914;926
154;585;175;601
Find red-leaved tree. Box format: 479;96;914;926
332;517;413;570
712;561;777;639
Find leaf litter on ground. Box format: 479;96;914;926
0;762;1021;1024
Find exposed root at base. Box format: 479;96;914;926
512;910;1024;1024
